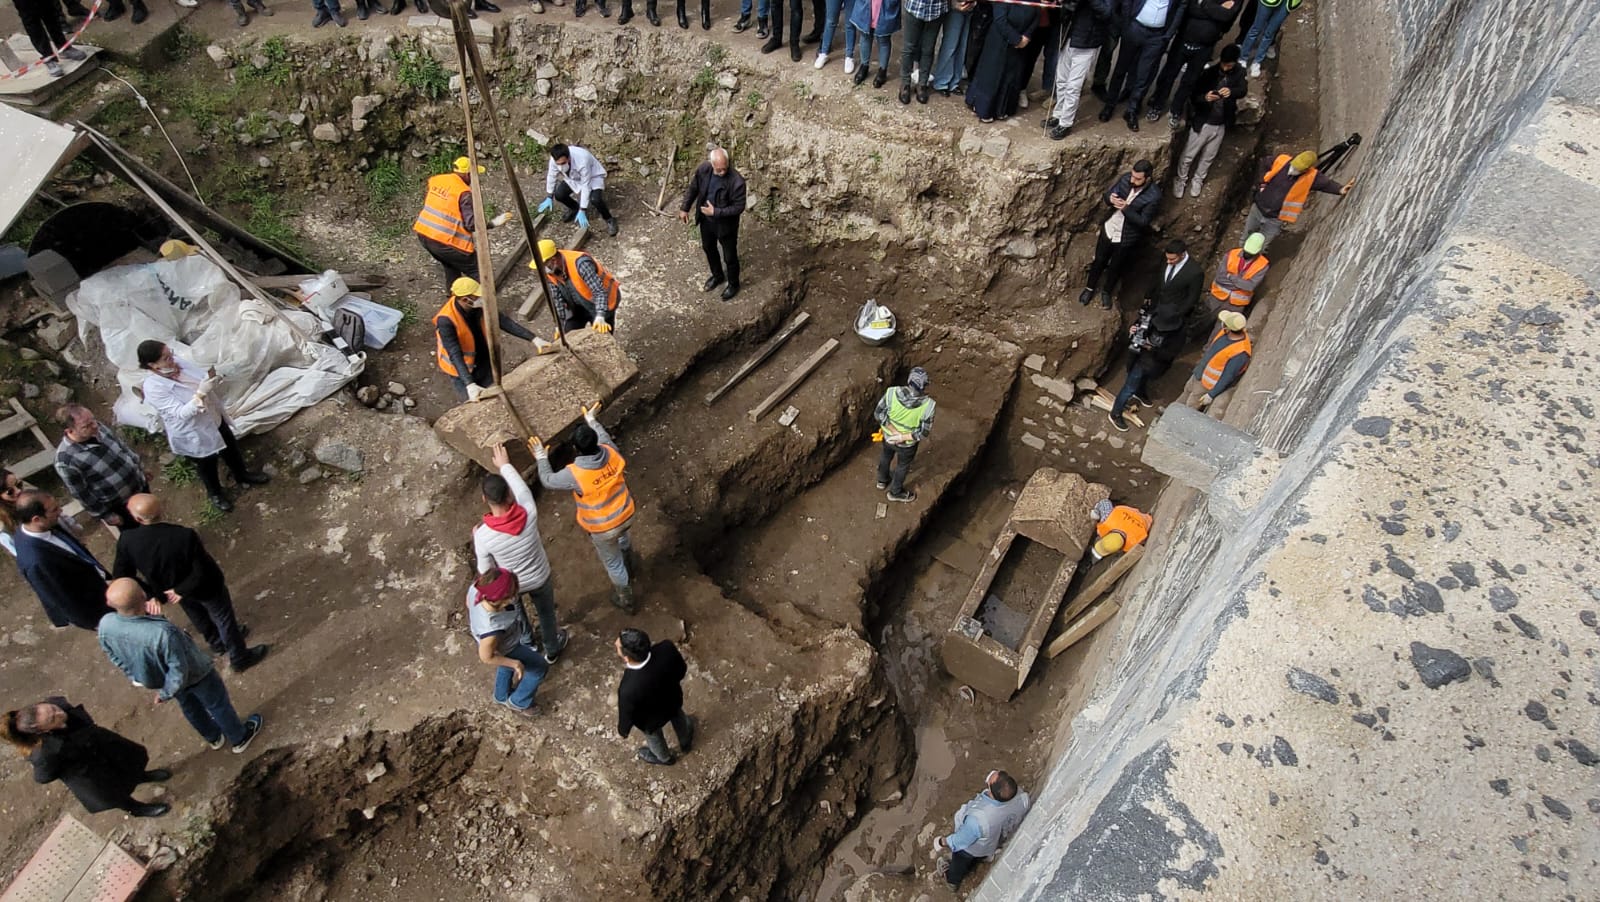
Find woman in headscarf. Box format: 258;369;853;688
136;340;270;513
964;0;1041;122
2;697;171;817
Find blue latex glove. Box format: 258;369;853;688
576;210;590;230
537;197;554;214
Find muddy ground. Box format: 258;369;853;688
0;4;1328;900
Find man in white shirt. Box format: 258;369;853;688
538;143;620;237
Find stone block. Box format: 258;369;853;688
312;123;341;142
1010;467;1108;556
1020;432;1045;450
574;84;599;102
958;127;983;155
982;135;1010;159
1141;405;1258;491
206;45;232;68
26;250;79;303
432;329;638;472
1029;372;1074;401
1023;354;1045;372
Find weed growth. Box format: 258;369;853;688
242;36;295;87
365;158;407;207
397;40;451;101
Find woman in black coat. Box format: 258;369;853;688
2;697;171;817
965;0;1042;122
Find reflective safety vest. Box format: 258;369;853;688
881;389;930;444
434;298;477;377
1199;327;1253;391
1262;155;1318;223
566;446;635;534
545;250;620;313
1210;250;1270;306
413;174;475;254
1260;0;1303;7
1097;505;1153;552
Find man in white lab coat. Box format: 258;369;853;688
538;143;620;237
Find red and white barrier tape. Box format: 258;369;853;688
1;0;104;81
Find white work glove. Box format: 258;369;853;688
466;383;485;402
490;211;515;228
528;436;547;459
196;375;219;397
582;401;601;424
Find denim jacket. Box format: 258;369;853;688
97;613;214;701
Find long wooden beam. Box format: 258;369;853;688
1054;544;1144;629
705;312;810;406
1044;599;1120;660
748;338;838;423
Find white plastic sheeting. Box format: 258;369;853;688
65;255;362;438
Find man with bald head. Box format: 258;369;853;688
679;147;748;301
111;494;267;672
98;578;263;754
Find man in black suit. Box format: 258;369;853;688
1108;239;1204;430
111;493;268;672
615;628;695;766
1080;160;1163;310
13;491;108;630
679;147;748;302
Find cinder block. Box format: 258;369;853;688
27;251;79;304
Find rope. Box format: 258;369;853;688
0;0;104;81
97;65;208;205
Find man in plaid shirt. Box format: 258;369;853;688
54;405;150;530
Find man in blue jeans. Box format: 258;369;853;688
928;0;974;93
734;0;771;36
98;578;263;754
466;568;549;717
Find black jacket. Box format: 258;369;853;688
1101;172;1163;242
1066;0;1116;49
28;698;149;813
113;521;228;601
1176;0;1239;45
1115;0;1184;40
1144;254;1205;331
617;640;687;736
1187;61;1248;127
680;162;748;236
15;527;108;630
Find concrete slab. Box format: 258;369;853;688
1140;405;1260;491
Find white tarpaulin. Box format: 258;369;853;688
65;255;362;437
0;103;84;237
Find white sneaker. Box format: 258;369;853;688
1190;178;1204;196
843;57;855;75
175;0;198;5
1249;62;1261;78
814;52;828;69
1172;181;1185;199
911;66;919;83
1018;92;1029;109
1266;43;1277;60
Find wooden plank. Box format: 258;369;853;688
8;448;56;481
653;145;676;213
1044;599;1120;660
748;338;838;423
493;231;531;290
704;312;811;406
0;398;38;441
251;272;387;292
1055;544;1144;629
1086;391;1144;428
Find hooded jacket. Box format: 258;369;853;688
473;463;553;592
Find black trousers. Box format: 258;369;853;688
946;850;982;888
552;183;615;223
698;215;740;287
1091;33;1119;92
876;442;918;495
418;233;478;288
16;0;67;58
1108;25;1166;112
179;589;249;667
1149;41;1214;114
189;422;251;500
766;0;816;43
1086;231;1137;295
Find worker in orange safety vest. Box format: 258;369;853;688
533;402;640;613
1179;310;1253;415
1208;232;1271;316
533;238;622;339
1242;150;1353;250
1090;500;1153;560
413;156;514;288
434;277;539;401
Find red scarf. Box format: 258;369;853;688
483;504;527;536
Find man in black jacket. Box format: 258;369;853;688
1080;160;1163;310
615;628;695;766
112;493;268;672
1044;0;1114;140
1108;239;1203;429
1173;45;1248;198
679;147;748;301
1146;0;1239;124
1099;0;1185;131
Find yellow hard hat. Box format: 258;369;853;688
1091;532;1125;561
1218;310;1247;333
1290;151;1317;171
451;276;482;298
159;239;197;260
533;238;558;265
452;156;486;175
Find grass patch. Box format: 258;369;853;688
162;24;205;63
241;36;295;87
373;219;410;250
397;40;451;101
426;144;465;178
707;44;726;66
216;168;305;257
691;66;717;93
365;157;407;208
198;499;229;527
118;425;163;448
509;134;548;167
792;82;813;100
747;91;764;109
93;96;144;132
393;298;419;328
163;456;198;487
